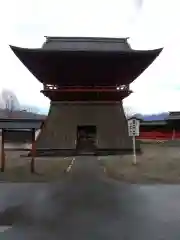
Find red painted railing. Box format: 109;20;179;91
137;131;180;140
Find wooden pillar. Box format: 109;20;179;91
1;129;5;172
30;128;36;173
172;128;176;140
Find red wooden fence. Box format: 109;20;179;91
137;131;180;140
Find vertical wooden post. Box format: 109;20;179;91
172;128;176;140
31;128;36;173
1;129;5;172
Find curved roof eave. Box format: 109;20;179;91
9;45;163;86
10;45;163;55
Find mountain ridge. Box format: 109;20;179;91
0;108;46;119
0;107;169;121
133;112;169;121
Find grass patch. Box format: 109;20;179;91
0;158;71;182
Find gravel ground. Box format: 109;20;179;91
100;143;180;183
0;150;72;182
1;141;180;183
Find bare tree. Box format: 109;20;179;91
2;89;20;111
124;106;135;118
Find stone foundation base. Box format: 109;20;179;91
31;148;142;157
35;101;140;155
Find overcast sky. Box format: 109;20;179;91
0;0;180;114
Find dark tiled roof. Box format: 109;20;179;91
42;37;132;52
0;109;46;120
9;45;162;86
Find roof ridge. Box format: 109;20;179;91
44;36;129;43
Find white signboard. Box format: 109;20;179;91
127;118;140;165
128;119;140;137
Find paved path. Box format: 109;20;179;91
0;156;180;239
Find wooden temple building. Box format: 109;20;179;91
10;37;162;155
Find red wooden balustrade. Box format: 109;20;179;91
137;131;180;140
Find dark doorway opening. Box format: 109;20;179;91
76;126;97;153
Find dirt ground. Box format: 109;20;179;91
0;149;72;182
100;142;180;183
1;142;180;183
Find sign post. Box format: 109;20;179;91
128;118;140;165
31;128;36;173
132;135;136;164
